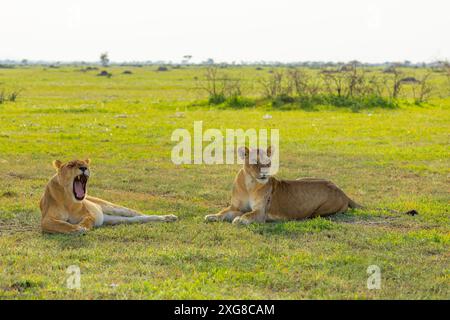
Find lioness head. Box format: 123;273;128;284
52;159;91;202
238;146;273;184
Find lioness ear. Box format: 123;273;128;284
53;160;62;170
238;146;249;160
267;146;274;157
84;159;91;165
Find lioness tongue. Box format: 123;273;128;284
74;180;85;198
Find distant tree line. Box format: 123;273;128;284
0;58;448;69
198;63;447;110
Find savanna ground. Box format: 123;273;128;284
0;66;449;299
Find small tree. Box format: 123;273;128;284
343;64;367;98
412;71;433;103
287;69;321;97
384;65;403;99
198;66;241;104
258;70;292;98
100;52;110;67
322;70;345;97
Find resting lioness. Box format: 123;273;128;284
205;147;360;225
40;159;177;234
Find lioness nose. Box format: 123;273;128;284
79;167;87;172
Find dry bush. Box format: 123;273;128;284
383;65;404;99
411;71;434;103
198;66;242;104
287;69;321;97
258;70;291;98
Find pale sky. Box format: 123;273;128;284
1;0;449;63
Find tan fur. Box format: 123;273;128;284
205;147;359;225
40;159;177;234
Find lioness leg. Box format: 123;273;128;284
41;217;86;234
310;197;350;218
232;209;266;225
78;215;96;230
205;206;244;222
86;196;142;217
102;214;177;226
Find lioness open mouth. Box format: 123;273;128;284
73;175;88;200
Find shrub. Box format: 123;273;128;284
324;94;396;110
79;66;98;72
363;95;397;109
8;90;21;102
259;70;291;98
269;93;396;110
97;70;112;77
296;95;323;110
271;94;295;108
0;89;21;103
208;93;226;105
225;96;255;108
198;66;243;105
157;66;169;72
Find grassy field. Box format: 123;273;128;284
0;66;449;299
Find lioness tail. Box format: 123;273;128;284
348;198;418;216
348;198;363;209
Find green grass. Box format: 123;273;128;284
0;66;449;299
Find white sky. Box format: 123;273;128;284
1;0;449;63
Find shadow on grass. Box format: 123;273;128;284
42;232;91;250
246;210;404;237
247;216;341;237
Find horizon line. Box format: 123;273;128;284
1;58;448;66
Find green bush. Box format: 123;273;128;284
208;93;226;105
0;89;21;104
225;96;255;108
325;94;397;110
363;95;397;108
269;93;397;110
271;94;295;108
297;95;323;110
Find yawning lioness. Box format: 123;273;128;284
205;147;360;225
40;159;177;234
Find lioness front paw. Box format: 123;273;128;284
163;214;178;222
74;226;88;234
232;216;251;225
204;214;221;222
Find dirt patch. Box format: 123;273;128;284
6;172;31;180
0;220;38;235
1;191;18;198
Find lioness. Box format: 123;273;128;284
205;147;361;225
40;159;177;234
